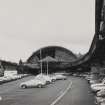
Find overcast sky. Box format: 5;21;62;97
0;0;95;63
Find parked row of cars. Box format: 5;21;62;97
20;73;67;89
0;74;28;84
85;75;105;105
70;73;90;77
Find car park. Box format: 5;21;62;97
86;77;105;105
94;88;105;105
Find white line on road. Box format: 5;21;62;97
0;96;2;101
50;80;72;105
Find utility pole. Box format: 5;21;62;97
40;49;42;74
47;61;48;75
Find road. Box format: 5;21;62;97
0;76;95;105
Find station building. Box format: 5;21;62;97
20;46;77;74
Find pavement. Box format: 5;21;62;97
0;76;96;105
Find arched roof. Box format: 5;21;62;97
27;46;77;63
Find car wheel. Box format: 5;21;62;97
52;79;55;82
21;85;27;89
38;84;42;88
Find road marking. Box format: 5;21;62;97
50;80;72;105
0;96;2;101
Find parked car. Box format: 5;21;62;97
89;79;100;84
95;96;105;105
100;100;105;105
55;74;67;80
0;78;4;84
49;74;57;82
20;78;46;88
85;75;93;82
96;90;105;97
3;76;12;81
91;85;105;92
91;79;105;89
35;74;52;84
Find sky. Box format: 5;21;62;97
0;0;95;63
